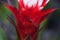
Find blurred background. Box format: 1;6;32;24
0;0;60;40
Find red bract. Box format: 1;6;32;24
4;0;56;40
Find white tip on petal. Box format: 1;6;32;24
23;0;37;7
38;0;43;7
39;6;44;10
46;0;50;4
18;0;20;2
23;0;30;6
28;0;37;7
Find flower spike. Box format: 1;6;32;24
4;0;57;40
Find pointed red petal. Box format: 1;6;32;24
4;3;18;17
41;0;50;7
39;8;56;23
40;8;56;17
17;0;24;10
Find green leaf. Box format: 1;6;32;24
0;4;11;21
37;19;48;40
40;19;48;28
37;29;44;40
0;27;7;40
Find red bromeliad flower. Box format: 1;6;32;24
4;0;56;40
